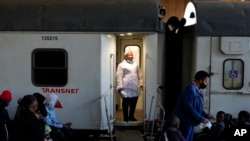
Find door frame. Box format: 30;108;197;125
115;34;144;115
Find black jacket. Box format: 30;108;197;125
13;109;45;141
0;106;10;141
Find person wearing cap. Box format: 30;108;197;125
13;94;45;141
44;93;72;141
116;50;143;122
0;90;12;141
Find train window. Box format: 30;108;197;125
223;59;244;89
32;49;68;86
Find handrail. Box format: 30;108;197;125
156;85;166;133
146;86;165;119
145;87;155;139
96;53;115;140
146;87;154;119
156;99;165;130
146;53;157;67
110;53;115;119
103;94;113;141
145;86;166;140
102;86;115;141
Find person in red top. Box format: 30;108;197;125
0;90;12;141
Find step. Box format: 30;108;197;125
114;120;144;126
99;133;116;140
114;120;144;130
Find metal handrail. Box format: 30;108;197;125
110;53;116;119
155;85;166;141
144;87;155;139
102;86;115;141
97;53;116;141
156;99;165;131
145;86;166;140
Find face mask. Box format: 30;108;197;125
126;60;133;64
199;83;207;89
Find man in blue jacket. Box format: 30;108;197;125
173;70;215;141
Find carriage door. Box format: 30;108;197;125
210;37;248;116
115;35;144;122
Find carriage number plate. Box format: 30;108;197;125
41;36;58;40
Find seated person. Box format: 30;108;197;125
0;90;13;141
44;93;73;141
195;110;226;141
165;114;185;141
33;92;47;117
237;110;250;126
228;110;250;141
13;94;45;141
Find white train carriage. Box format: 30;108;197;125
182;1;250;118
0;0;166;135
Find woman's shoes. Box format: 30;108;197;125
129;117;137;121
124;117;137;122
124;119;129;122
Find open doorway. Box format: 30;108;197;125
115;34;144;123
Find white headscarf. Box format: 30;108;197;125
124;49;132;56
124;49;134;63
45;93;58;109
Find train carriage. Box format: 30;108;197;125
0;0;166;137
181;1;250;117
4;0;250;140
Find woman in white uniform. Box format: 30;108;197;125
116;50;143;122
